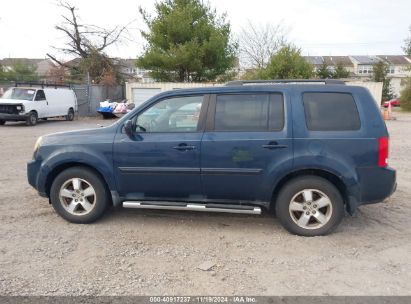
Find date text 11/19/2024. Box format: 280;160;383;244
149;296;257;303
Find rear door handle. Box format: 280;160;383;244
173;143;196;151
262;141;288;150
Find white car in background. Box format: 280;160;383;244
0;85;77;126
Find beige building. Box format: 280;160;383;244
377;55;411;96
125;81;383;108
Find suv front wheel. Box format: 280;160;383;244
275;176;344;236
50;167;109;223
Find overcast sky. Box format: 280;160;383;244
0;0;410;60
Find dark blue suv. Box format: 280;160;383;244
27;80;396;236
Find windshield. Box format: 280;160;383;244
2;88;36;101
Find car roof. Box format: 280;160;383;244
9;87;40;90
156;83;365;98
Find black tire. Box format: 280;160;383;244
66;108;74;121
26;111;38;126
275;176;344;236
0;120;5;125
50;167;110;223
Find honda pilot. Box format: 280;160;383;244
27;80;396;236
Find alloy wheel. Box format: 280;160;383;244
58;178;96;215
288;189;333;230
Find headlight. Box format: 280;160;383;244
16;105;24;112
33;136;43;158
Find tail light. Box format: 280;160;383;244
378;137;389;167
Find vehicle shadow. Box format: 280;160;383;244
100;206;282;232
2;119;68;127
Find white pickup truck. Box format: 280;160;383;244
0;85;77;126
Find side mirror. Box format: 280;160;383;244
124;120;134;137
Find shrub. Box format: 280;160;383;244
400;78;411;111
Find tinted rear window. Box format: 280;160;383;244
303;92;361;131
214;93;284;131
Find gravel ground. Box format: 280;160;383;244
0;113;410;296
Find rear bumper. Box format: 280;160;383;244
357;166;396;205
0;113;27;121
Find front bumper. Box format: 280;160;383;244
27;158;47;197
0;113;28;121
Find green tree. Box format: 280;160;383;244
403;25;411;56
3;61;39;82
400;78;411;111
373;61;393;101
137;0;237;82
0;64;5;81
332;62;349;79
316;62;332;79
258;45;313;79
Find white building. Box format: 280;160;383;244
304;55;411;97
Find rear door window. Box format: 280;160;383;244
303;92;360;131
214;93;284;131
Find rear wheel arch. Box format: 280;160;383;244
45;162;112;205
270;169;348;210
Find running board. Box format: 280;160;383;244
122;201;261;215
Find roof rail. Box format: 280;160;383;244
225;79;346;86
14;82;72;89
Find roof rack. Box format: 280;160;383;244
225;79;346;86
14;82;72;89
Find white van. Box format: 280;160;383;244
0;86;77;126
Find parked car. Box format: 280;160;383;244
383;99;400;108
0;84;77;126
27;80;396;236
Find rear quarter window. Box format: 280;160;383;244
303;92;361;131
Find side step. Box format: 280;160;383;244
122;201;261;215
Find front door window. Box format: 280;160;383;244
135;95;203;133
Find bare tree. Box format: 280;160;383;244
238;21;288;69
47;1;130;83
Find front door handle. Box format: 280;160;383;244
173;143;196;151
262;141;288;150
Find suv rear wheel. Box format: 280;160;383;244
50;167;109;223
275;176;344;236
0;120;5;125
